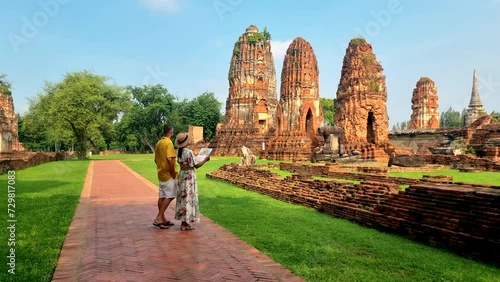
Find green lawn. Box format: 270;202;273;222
268;168;294;178
388;169;500;186
123;157;500;282
0;160;89;282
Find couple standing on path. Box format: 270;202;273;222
153;124;210;231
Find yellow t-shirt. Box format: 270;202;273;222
154;137;176;181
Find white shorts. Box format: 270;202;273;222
158;179;177;199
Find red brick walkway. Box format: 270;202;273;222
52;160;304;281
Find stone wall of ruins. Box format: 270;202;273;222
208;163;500;263
390;118;500;162
389;128;470;154
266;37;323;161
409;77;439;129
467;122;500;161
210;25;277;156
188;126;204;144
0;93;24;153
334;38;389;145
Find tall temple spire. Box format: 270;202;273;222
465;69;486;126
469;70;483;107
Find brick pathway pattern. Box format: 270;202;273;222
52;160;304;282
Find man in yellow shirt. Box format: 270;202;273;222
153;124;177;228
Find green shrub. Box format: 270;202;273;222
362;53;375;64
0;74;12;95
368;80;379;91
350;37;367;48
420;77;432;83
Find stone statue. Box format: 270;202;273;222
311;126;347;163
387;151;425;167
240;146;256;166
317;125;345;154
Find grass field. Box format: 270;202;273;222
122;156;500;282
0;160;89;282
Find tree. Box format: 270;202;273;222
119;84;180;152
19;89;75;151
491;111;500;123
320;98;335;125
179;92;222;141
440;107;463;128
18;113;50;151
0;74;12;95
262;26;271;41
28;71;130;158
392;122;401;131
400;120;409;130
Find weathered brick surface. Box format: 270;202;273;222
356;166;388;174
279;162;500;189
0;93;25;152
390;119;500;162
409;77;440;129
210;25;278;157
266;37;323;161
417;154;500;172
208;164;500;263
470;123;500;161
210;126;271;157
334;38;389;145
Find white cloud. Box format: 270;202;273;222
270;39;293;66
140;0;180;14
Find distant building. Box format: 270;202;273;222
464;70;487;126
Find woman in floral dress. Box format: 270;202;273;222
174;132;210;231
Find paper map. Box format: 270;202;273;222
195;148;213;163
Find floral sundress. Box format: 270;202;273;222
174;148;200;223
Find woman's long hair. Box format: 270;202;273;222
177;147;184;159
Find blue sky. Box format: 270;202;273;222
1;0;499;126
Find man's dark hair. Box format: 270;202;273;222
163;124;173;135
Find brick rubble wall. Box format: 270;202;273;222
417;154;500;172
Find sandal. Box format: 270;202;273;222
153;221;170;229
180;224;195;231
163;221;175;226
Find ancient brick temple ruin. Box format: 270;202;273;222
266;37;323;160
334;38;389;145
333;38;390;160
465;70;486;126
408;77;440;129
209;25;278;155
391;69;500;162
0;91;24;153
